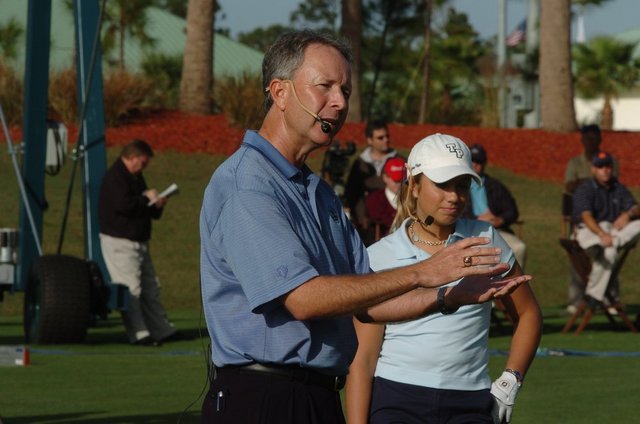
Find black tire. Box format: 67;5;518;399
24;254;91;344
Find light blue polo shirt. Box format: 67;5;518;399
199;130;370;375
470;178;489;216
368;218;514;390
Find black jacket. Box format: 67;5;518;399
99;158;162;242
483;173;520;232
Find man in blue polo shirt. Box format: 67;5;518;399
198;30;531;424
573;151;640;306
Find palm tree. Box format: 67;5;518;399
539;0;576;132
538;0;615;131
427;8;485;125
102;0;156;69
574;36;640;130
179;0;214;114
417;0;451;124
0;17;24;61
341;0;362;122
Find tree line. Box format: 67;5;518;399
1;0;638;132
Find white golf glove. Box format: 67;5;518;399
491;370;522;423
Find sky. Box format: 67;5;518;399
215;0;639;41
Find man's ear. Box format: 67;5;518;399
268;79;288;111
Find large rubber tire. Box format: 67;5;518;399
24;254;91;344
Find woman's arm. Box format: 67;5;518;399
490;263;542;423
345;318;385;424
500;263;543;379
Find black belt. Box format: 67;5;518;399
215;363;346;391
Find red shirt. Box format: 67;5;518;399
366;189;397;239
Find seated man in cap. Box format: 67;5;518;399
572;151;640;307
468;144;527;270
365;157;406;241
564;124;620;312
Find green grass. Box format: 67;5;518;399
2;145;640;422
0;310;209;423
489;306;640;423
2;308;640;423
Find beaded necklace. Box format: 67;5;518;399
408;220;446;246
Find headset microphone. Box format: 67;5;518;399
286;80;333;134
425;216;435;226
319;120;332;134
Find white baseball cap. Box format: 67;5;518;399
407;133;481;185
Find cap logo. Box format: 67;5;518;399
446;143;463;158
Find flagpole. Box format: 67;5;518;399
498;0;507;128
524;0;541;128
575;5;586;43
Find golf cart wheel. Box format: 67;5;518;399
24;254;91;344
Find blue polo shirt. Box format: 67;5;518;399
199;131;370;375
470;179;489;216
573;177;637;224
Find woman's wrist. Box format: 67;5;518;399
437;286;459;315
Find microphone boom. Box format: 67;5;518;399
286;80;333;134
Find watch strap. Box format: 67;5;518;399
437;286;458;315
505;368;523;384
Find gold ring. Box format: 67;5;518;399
463;256;472;267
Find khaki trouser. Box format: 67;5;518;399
574;220;640;301
498;230;527;271
100;234;175;343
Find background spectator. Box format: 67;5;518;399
344;119;397;245
365;156;406;241
564;124;619;312
99;139;179;346
469;143;527;270
572;151;640;307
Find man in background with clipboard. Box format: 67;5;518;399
99;139;180;346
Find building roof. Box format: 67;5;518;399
613;27;640;59
0;0;263;77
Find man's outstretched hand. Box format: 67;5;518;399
415;237;511;288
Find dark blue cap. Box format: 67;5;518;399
592;151;613;167
470;144;487;164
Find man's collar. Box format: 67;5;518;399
592;176;617;189
243;130;302;179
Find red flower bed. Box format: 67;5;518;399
4;111;640;186
101;111;245;156
338;122;640;187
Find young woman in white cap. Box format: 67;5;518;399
345;133;542;424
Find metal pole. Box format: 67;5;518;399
18;0;52;290
0;103;43;256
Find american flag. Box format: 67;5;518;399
506;19;526;47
